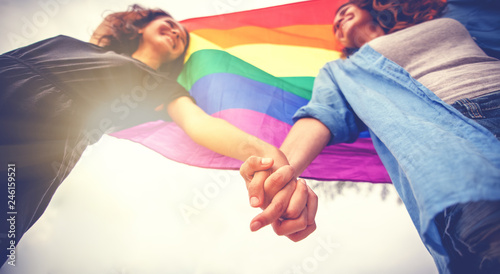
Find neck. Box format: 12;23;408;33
132;46;162;70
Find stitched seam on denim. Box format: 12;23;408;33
462;98;484;119
454;99;471;117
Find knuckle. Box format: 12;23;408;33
241;156;258;174
239;165;246;176
299;183;308;195
264;178;281;194
285;208;301;219
271;200;286;215
297;217;308;231
309;189;318;200
249;155;262;168
300;219;308;230
308;214;316;225
269;172;283;185
248;155;258;162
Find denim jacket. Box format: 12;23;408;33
294;45;500;273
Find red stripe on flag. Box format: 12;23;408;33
181;0;347;31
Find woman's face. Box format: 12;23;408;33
138;16;188;63
333;4;384;48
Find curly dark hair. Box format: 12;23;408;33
337;0;447;57
90;4;190;76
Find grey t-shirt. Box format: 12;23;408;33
369;18;500;104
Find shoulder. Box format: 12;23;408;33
396;18;466;37
33;35;106;54
413;18;470;38
42;35;89;46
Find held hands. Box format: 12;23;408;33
240;156;318;242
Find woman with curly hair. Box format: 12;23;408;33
241;0;500;273
335;0;447;57
0;4;311;267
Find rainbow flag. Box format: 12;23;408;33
112;0;391;183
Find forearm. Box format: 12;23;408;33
185;115;286;163
280;118;331;177
168;97;288;166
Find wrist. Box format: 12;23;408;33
237;135;291;170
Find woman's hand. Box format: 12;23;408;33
240;156;318;242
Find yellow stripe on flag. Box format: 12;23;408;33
185;33;341;77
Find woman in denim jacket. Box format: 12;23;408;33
241;1;500;273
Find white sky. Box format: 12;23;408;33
0;1;438;273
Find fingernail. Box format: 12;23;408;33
261;158;272;165
250;197;260;207
250;221;262;232
300;179;307;185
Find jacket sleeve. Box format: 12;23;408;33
293;63;362;145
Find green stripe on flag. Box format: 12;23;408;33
178;49;314;100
